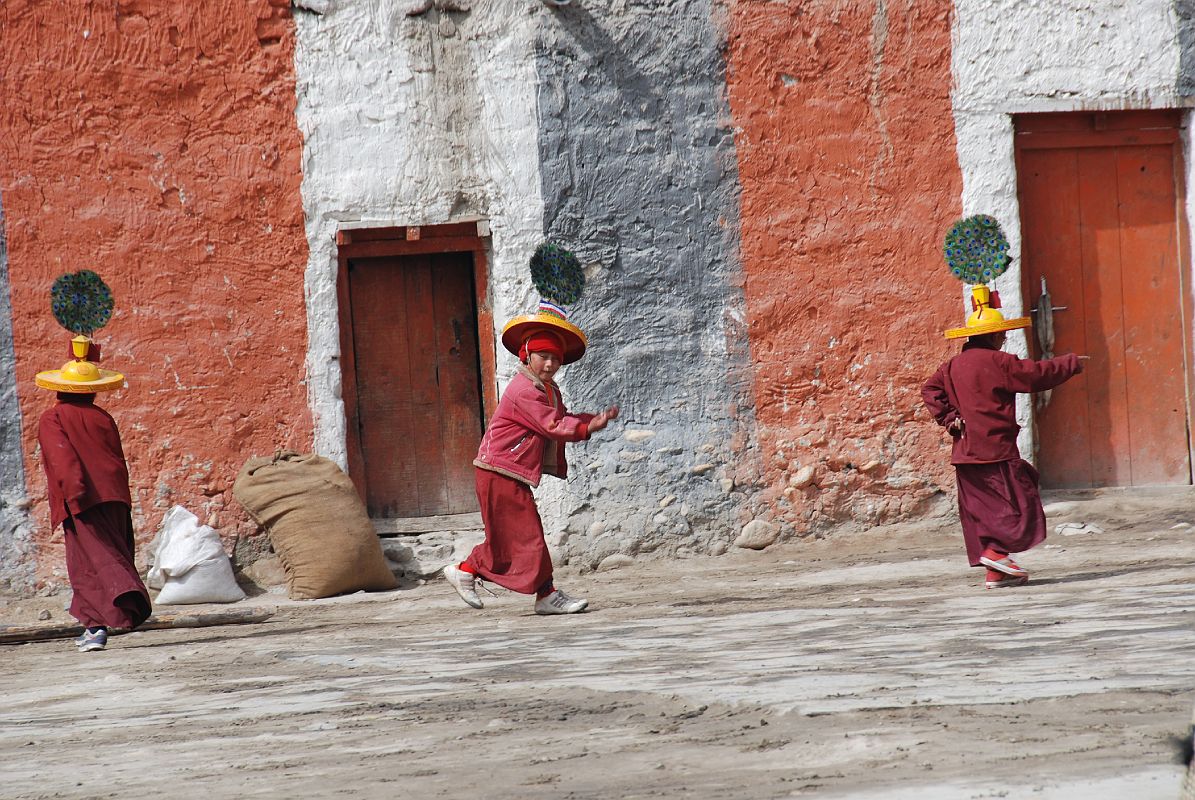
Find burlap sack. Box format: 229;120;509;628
233;451;397;599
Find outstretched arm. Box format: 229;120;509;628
508;388;598;442
1002;352;1083;393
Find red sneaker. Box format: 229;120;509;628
979;554;1028;577
985;569;1029;589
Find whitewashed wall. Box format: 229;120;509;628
292;0;546;467
951;0;1193;458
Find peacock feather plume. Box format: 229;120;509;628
50;270;114;336
529;241;584;310
943;215;1011;284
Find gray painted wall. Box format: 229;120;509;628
0;192;34;594
1179;0;1195;95
532;2;763;568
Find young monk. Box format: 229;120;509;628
444;322;618;614
922;286;1084;589
36;337;151;650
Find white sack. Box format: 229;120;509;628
154;555;245;605
149;505;245;604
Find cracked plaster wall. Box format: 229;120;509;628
725;1;963;536
294;0;548;471
532;1;759;565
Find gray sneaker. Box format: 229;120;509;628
77;629;107;652
534;589;588;615
444;565;484;609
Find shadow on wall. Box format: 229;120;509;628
538;3;667;112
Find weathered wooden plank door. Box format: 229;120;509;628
1016;110;1193;489
347;252;483;516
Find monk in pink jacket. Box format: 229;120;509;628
923;329;1083;588
444;329;618;614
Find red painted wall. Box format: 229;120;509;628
0;0;310;587
726;1;965;530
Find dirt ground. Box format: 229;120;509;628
3;487;1195;799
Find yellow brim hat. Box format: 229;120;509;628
944;284;1032;339
35;357;124;393
944;315;1031;340
502;313;587;364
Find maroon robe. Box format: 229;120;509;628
922;340;1082;566
38;394;150;629
465;468;554;595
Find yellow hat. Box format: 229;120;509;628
501;304;587;364
944;285;1032;340
35;335;125;393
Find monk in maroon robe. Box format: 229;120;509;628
39;392;151;648
922;332;1083;588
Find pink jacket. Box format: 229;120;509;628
473;364;595;487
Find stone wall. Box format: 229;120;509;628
6;1;1194;593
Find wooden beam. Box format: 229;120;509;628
339;237;486;259
373;512;483;535
0;606;275;645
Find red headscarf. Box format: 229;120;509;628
519;330;565;363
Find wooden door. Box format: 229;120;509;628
1016;111;1193;489
347;252;483;517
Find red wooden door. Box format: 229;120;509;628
1016;111;1193;488
347;252;483;517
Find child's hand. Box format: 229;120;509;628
947;417;965;438
588;406;620;433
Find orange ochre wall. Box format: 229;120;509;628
726;0;965;530
0;0;311;587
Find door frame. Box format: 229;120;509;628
1013;109;1195;484
335;220;498;503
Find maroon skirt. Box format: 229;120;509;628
954;459;1047;567
465;468;553;595
64;502;152;630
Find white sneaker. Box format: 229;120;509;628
443;565;483;609
534;589;588;615
77;628;107;652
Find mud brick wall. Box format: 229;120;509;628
0;0;311;589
